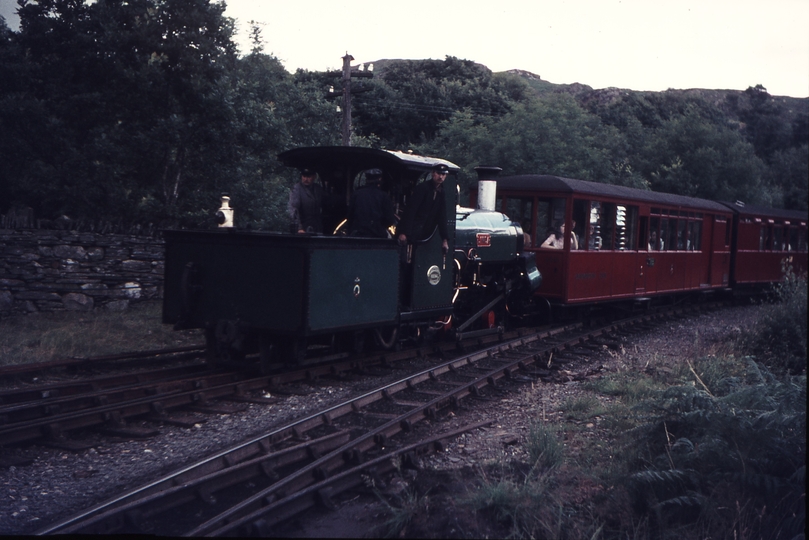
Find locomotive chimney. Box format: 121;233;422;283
474;166;502;212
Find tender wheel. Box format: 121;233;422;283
259;335;274;374
276;337;307;365
205;321;247;369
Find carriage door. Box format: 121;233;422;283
708;216;731;286
635;216;648;293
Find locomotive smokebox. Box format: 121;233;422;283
474;167;502;212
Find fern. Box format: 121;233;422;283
727;471;783;497
651;493;706;512
620;351;806;539
630;468;696;487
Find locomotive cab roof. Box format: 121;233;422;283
278;146;458;183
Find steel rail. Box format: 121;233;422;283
0;364;212;421
0;369;265;445
0;346;206;379
236;420;496;537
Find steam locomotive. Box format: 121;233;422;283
162;147;541;369
162;146;808;370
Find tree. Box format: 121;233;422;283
352;57;524;148
428;93;638;200
2;0;240;225
739;85;793;163
766;145;809;211
645;105;768;204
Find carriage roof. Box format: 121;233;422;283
494;174;731;213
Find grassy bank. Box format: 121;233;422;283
459;280;806;539
0;301;202;367
377;277;807;539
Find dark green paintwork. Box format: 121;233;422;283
308;249;399;331
409;233;455;310
455;210;521;262
162;230;399;335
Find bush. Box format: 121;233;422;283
622;357;806;539
750;267;807;373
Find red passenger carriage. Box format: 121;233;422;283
476;175;737;316
721;202;808;288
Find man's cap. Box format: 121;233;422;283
365;168;383;180
432;163;450;174
300;168;316;176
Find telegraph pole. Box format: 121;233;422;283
340;53;352;146
326;52;373;146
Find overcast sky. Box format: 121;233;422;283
2;0;807;97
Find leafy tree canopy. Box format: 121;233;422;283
0;1;805;229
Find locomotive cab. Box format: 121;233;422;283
278;147;460;324
164;147;463;368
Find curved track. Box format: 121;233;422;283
37;304;712;536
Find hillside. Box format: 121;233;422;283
501;68;808;131
368;58;807;137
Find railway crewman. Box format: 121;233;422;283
288;168;324;234
396;163;450;254
346;169;396;238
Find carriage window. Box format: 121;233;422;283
638;216;649;251
601;203;616;250
614;205;637;251
799;228;808;252
659;218;669;250
788;227;798;251
676;219;687;250
572;199;588;250
688;220;701;251
505;197;534;245
534;198;567;248
758;225;770;251
773;226;784;251
588;202;603;250
666;218;678;251
649;216;662;251
535;200;550;246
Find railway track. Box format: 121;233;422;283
0;318;549;449
35;304;711;536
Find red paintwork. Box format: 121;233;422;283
491;178;735;305
729;207;808;286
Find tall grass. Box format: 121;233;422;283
0;301;202;367
463;466;567;540
526;421;563;471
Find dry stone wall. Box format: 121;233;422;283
0;229;164;316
